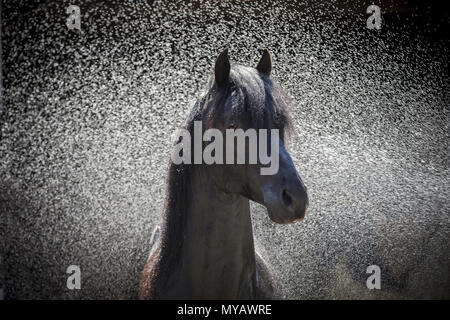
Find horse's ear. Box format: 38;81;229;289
215;48;230;87
256;49;272;76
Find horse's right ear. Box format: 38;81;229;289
256;49;272;76
215;48;230;87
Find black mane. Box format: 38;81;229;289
206;65;292;135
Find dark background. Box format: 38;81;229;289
1;0;449;299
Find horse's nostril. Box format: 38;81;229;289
282;189;293;209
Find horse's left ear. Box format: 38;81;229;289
256;49;272;76
215;48;230;87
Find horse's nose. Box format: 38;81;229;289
280;184;308;221
281;188;294;210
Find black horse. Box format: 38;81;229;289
139;49;308;299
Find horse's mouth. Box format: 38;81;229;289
267;207;306;224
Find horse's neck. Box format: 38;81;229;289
177;168;257;299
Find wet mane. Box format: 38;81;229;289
204;65;293;136
146;64;293;299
